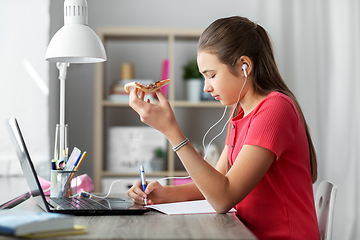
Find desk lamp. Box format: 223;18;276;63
45;0;106;162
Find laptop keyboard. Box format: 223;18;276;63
51;197;110;210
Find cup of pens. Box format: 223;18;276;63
50;170;77;198
51;124;86;198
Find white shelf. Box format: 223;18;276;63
93;27;227;192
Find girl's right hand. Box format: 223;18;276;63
128;88;180;139
127;179;166;205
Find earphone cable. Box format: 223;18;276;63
202;106;228;159
202;75;247;159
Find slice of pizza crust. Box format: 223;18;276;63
124;79;170;93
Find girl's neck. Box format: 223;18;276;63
239;89;267;117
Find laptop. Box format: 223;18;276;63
6;118;150;215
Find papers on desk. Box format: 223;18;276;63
145;200;236;215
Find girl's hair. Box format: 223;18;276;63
198;16;317;183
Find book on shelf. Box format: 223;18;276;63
161;58;169;98
0;209;85;237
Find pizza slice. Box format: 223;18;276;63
124;79;170;93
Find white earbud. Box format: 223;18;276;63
242;64;248;78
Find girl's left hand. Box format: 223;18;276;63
128;88;179;138
127;179;166;205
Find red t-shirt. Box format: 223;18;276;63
227;91;319;240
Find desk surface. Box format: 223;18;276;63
0;177;257;240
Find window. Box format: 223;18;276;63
0;1;50;176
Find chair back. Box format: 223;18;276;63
315;180;337;240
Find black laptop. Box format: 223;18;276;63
6;118;149;215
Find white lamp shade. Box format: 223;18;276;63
46;0;106;63
46;24;106;63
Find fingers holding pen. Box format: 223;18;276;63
143;181;165;205
127;184;146;205
127;180;154;205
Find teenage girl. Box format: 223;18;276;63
127;16;320;240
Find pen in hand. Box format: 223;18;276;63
139;165;147;205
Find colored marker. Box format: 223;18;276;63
51;159;57;170
74;151;86;171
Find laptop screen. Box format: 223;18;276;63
6;118;50;212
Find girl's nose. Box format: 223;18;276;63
203;79;213;93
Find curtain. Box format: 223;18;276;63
324;1;360;239
255;0;360;239
0;1;50;177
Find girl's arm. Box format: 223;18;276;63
158;144;232;203
128;88;274;212
175;142;274;213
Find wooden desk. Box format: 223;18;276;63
0;177;257;239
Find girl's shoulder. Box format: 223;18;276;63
256;91;299;117
236;91;297;120
266;91;292;102
263;91;296;109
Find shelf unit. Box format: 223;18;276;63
93;27;226;192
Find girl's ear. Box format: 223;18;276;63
239;56;252;78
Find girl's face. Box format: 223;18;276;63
197;51;245;106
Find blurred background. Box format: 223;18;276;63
1;0;359;239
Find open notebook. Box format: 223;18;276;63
145;200;236;215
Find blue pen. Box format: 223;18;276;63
73;152;83;170
139;165;147;205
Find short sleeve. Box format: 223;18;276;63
244;94;300;160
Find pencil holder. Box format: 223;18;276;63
50;170;77;198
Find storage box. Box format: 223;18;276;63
106;126;167;173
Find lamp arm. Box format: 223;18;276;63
56;63;70;160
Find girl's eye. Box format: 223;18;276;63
209;74;216;79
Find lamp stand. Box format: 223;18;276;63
56;62;70;160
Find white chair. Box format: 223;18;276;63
315;180;337;240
